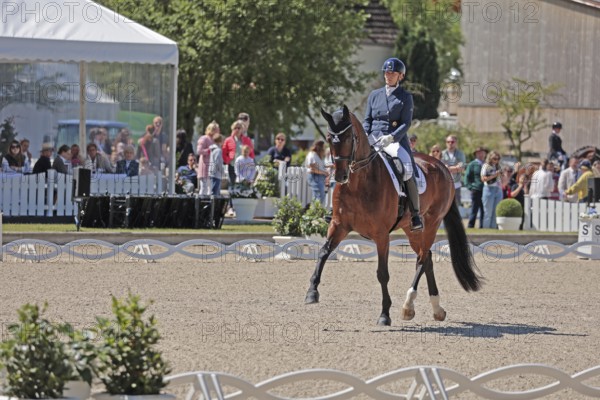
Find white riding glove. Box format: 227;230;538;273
379;135;394;147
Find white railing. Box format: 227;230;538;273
277;164;333;208
0;170;163;217
164;365;600;399
524;197;598;232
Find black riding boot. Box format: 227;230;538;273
405;176;423;231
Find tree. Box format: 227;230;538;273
96;0;371;149
0;116;18;156
399;26;440;119
491;78;561;161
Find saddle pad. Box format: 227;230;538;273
378;153;427;196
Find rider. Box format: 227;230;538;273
363;57;423;231
548;121;567;170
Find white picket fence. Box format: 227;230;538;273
524;197;599;232
276;164;333;208
0;170;163;217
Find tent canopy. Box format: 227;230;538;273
0;0;178;65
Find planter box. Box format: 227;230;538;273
496;216;521;231
93;394;175;400
64;380;91;399
254;197;277;218
232;198;258;221
578;218;600;260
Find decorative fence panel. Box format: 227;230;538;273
0;171;163;217
524;197;597;232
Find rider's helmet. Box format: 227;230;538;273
381;58;406;75
552;121;562;130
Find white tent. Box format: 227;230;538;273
0;0;179;191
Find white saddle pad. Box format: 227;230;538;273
378;152;427;197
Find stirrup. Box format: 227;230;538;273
410;214;423;231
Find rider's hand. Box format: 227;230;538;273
379;135;394;147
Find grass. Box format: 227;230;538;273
1;223;576;235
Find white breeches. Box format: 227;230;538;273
383;143;413;181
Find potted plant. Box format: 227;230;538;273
93;293;173;399
300;200;329;241
0;303;74;399
230;181;259;221
272;196;304;258
253;160;280;218
495;198;523;230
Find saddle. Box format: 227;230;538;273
382;152;408;225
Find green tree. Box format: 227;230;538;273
399;26;440;119
97;0;371;149
491;78;561;161
0;116;18;156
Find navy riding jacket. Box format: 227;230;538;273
362;86;413;142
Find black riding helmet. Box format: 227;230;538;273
552;121;562;129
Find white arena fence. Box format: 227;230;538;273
1;238;598;263
163;364;600;399
1;166;595;232
0;170;163;217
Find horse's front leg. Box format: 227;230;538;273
423;251;446;321
401;255;426;321
305;224;348;304
375;236;392;326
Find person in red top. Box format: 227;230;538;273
222;120;254;215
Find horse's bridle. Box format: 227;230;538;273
327;122;379;183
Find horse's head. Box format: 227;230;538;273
321;105;355;184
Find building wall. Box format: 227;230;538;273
458;0;600;154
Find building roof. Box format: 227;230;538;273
358;1;399;46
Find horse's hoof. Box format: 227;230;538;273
377;315;391;326
433;309;446;321
305;290;319;304
401;307;415;321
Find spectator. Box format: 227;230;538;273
593;160;600;178
32;144;54;175
115;145;139;177
501;165;518;199
208;133;224;196
267;132;292;167
222;120;255;215
409;134;418;152
429;144;442;160
52;144;72;174
70;144;83;168
529;159;554;200
113;128;133;163
481;150;502;229
84;143;113;174
235;145;256;183
238;112;251;138
153;115;169;165
305;139;328;205
509;173;528;230
548;121;567;170
138;157;155;176
92;127;111;156
565;160;594;202
175;129;194;168
2;140;26;173
441;134;466;205
464;146;487;228
558;157;580;203
176;153;198;194
20;139;32;168
197;121;219;195
136;125;161;169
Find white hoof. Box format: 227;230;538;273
433;309;446;321
401;307;415;321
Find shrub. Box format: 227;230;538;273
254;160;280;198
300;200;329;237
0;303;73;399
496;198;523;217
272;196;303;236
95;293;171;395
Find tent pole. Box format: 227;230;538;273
168;65;178;194
79;62;87;157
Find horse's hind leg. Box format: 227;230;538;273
423;250;446;321
305;226;348;304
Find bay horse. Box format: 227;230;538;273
305;106;482;326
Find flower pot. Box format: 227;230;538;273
496;216;521;231
578;218;600;260
254;197;278;218
92;394;175;400
232;198;259;221
64;380;91;399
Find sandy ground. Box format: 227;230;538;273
0;244;599;398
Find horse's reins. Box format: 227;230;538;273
328;123;379;175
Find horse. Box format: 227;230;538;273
305;105;482;326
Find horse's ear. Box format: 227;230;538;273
321;107;334;128
342;104;349;120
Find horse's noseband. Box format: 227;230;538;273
327;123;354;164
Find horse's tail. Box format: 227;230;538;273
443;201;482;292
